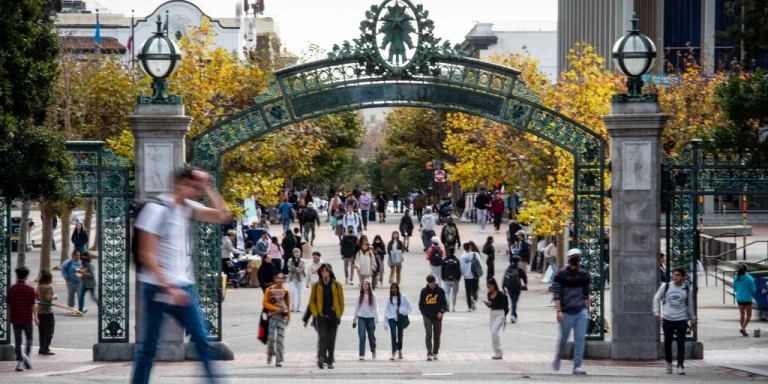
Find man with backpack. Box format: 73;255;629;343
342;206;363;237
425;238;445;286
440;217;461;251
132;167;233;384
502;256;528;323
441;247;462;312
459;243;483;311
552;248;590;375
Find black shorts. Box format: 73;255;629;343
738;302;753;306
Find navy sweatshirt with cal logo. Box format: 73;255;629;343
419;284;448;320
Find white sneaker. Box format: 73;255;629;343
22;354;32;370
390;353;396;361
16;361;24;371
666;363;673;374
427;354;433;361
433;354;439;361
372;351;376;359
359;356;364;360
82;308;89;314
677;367;685;375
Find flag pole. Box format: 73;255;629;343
131;9;135;68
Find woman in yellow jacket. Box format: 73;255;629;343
309;263;345;369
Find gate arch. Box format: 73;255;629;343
190;0;608;341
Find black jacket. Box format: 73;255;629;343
482;243;495;262
399;215;414;235
282;234;297;261
341;234;358;258
71;230;88;247
258;262;277;287
441;255;462;281
474;193;491;209
517;240;531;263
419;284;448;320
302;207;320;225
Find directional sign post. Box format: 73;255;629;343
434;170;446;182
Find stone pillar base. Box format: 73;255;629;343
93;343;135;361
185;341;235;361
561;340;704;360
0;344;16;361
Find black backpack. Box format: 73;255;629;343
504;266;521;291
442;257;461;281
429;247;444;266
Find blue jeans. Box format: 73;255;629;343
508;290;520;318
357;317;376;356
78;286;98;312
556;308;588;368
281;217;290;232
132;283;218;384
51;231;56;250
388;319;404;352
393;199;399;212
421;229;433;250
74;244;87;253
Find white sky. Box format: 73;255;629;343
93;0;557;54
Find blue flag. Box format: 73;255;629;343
162;18;168;33
93;16;102;52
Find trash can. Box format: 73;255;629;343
749;270;768;321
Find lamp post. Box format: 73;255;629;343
611;12;657;103
137;15;183;104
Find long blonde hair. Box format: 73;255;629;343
358;280;374;305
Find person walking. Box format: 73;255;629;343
441;247;462;312
426;237;445;285
342;206;363;237
309;263;345;369
490;192;505;233
376;190;388;223
60;250;82;313
440;217;461;251
459;243;483;311
371;235;386;287
503;256;528;323
483;278;508;360
305;251;324;288
511;230;531;271
71;222;88;254
482;236;496;281
302;202;321;246
267;236;283;273
77;254;98;314
474;188;491;232
399;209;414;252
9;266;36;372
392;186;401;213
413;192;425;221
328;192;341;223
653;267;697;375
341;227;358;285
258;254;279;293
132;167;231;384
281;230;299;273
355;242;377;287
734;263;756;336
358;189;373;231
419;274;447;361
263;273;290;367
507;219;523;249
552;248;591;375
403;193;412;214
36;269;57;356
420;207;436;252
353;280;379;360
278;197;293;232
387;231;405;284
286;249;306;312
383;282;412;360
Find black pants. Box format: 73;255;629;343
663;319;688;367
416;209;423;221
361;210;369;228
493;212;503;230
464;278;477;309
486;257;495;281
38;313;55;353
316;316;339;363
13;322;33;361
423;316;442;355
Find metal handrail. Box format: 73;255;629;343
707;240;768;260
700;232;739;287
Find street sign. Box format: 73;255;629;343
434;170;446;182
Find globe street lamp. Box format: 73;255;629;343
611;12;657;103
137;14;183;104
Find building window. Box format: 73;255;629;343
663;0;702;73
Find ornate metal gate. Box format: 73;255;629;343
663;140;768;341
188;0;608;342
66;142;133;343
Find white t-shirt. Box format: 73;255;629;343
459;252;481;279
134;194;204;287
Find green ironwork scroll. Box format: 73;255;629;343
0;200;9;344
190;0;608;341
66;142;132;343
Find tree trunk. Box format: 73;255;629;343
89;198;98;251
450;181;461;215
16;200;31;267
60;206;72;263
40;202;54;274
532;235;540;271
509;189;517;221
556;231;566;270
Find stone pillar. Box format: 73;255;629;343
703;0;716;74
603;102;667;360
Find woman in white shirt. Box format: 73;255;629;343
353;280;379;360
383;282;412;360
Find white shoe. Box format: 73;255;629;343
372;351;376;359
22;354;32;370
427;354;433;361
359;356;364;360
390;353;396;361
16;361;24;371
666;363;673;374
433;354;438;361
82;308;89;314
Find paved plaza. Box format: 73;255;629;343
3;213;768;382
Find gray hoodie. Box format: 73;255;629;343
421;214;436;231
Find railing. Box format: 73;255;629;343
700;232;737;287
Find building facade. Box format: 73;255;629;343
557;0;767;75
460;22;558;81
55;0;280;61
